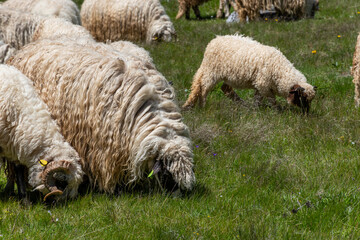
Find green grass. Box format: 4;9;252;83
2;0;360;238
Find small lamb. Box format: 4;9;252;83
183;35;316;113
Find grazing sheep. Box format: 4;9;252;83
352;34;360;107
176;0;210;20
182;35;316;113
0;7;92;50
0;64;83;202
81;0;176;44
8;38;195;193
217;0;237;18
235;0;319;22
2;0;81;24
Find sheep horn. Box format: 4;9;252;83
41;160;72;201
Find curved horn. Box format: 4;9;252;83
41;160;72;201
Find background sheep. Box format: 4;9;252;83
176;0;210;20
0;7;92;50
8;38;195;193
2;0;81;24
80;0;176;44
182;35;316;113
352;33;360;107
0;64;83;202
235;0;319;22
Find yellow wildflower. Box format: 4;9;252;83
312;50;317;54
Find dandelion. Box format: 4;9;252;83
208;215;210;218
197;233;199;236
358;11;360;14
275;19;278;22
229;130;232;133
340;136;344;140
337;35;341;38
265;18;268;21
243;174;245;177
312;50;317;54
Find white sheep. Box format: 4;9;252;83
2;0;81;24
80;0;176;43
0;7;92;50
182;35;316;113
0;64;83;202
352;33;360;107
8;37;195;193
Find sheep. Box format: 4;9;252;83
217;0;237;19
235;0;319;22
182;35;316;113
2;0;81;25
0;7;93;50
80;0;176;44
176;0;210;20
0;64;83;202
8;37;195;193
352;34;360;107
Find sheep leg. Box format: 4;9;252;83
355;81;360;108
182;71;204;109
254;90;264;107
14;164;29;204
192;6;201;19
224;0;231;17
176;2;188;20
4;160;15;197
216;0;224;18
221;83;244;102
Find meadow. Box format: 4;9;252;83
1;0;360;238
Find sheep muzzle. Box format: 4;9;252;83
152;160;179;193
288;85;311;114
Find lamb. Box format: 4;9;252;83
352;33;360;107
80;0;176;44
0;64;83;202
176;0;210;20
0;8;92;50
2;0;81;25
235;0;319;22
8;37;195;193
182;35;316;113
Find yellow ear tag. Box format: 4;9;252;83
39;159;48;166
148;170;154;178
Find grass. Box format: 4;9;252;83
1;0;360;238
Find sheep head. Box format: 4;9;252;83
149;144;195;193
149;17;176;43
287;84;316;114
41;160;80;201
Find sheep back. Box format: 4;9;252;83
2;0;81;24
81;0;175;43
